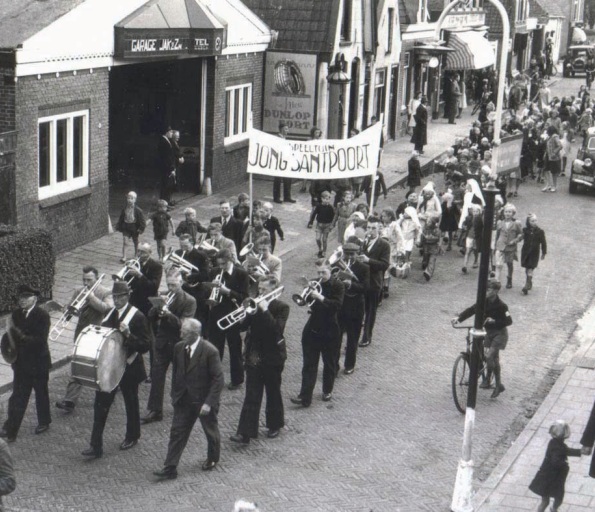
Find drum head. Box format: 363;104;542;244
96;329;126;392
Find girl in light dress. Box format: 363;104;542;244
380;208;401;295
396;206;421;266
333;190;357;243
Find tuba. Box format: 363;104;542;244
163;249;199;274
49;274;106;341
292;278;322;307
217;286;284;330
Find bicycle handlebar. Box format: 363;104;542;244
451;323;474;330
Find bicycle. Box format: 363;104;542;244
450;323;490;414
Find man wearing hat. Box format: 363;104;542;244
0;285;51;442
336;238;370;374
452;279;513;399
81;280;152;458
272;121;296;204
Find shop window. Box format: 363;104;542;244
38;110;89;200
225;83;252;145
373;68;387;118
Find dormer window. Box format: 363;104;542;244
341;0;352;42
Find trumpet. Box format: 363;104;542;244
246;254;270;282
217;286;284;330
331;259;359;282
163;249;199;274
292;278;323;307
49;274;106;341
112;258;141;285
206;271;225;307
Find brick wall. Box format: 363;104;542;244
0;66;16;132
205;53;264;191
15;69;110;253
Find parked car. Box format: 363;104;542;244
563;45;595;77
570;127;595;194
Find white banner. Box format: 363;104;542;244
246;124;382;179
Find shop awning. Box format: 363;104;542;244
114;0;227;59
445;30;495;70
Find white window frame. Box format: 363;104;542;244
224;84;252;145
38;109;89;200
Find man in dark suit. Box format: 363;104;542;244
158;127;176;205
56;266;113;413
358;217;390;347
210;200;243;255
128;242;163;317
291;259;344;407
142;271;197;424
336;238;369;374
411;96;428;154
0;285;51;442
208;249;249;390
81;281;152;458
230;276;289;444
153;319;224;479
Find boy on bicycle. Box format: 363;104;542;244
452;279;513;399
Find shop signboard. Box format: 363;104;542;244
442;12;486;30
263;52;318;137
493;133;523;175
114;28;225;59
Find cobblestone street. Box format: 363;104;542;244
3;118;595;510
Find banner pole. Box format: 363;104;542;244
249;174;254;244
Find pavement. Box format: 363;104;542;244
1;76;595;511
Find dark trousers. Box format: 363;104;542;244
164;396;220;467
160;176;173;204
237;364;284;438
362;289;380;343
299;329;339;403
273;178;293;201
147;344;174;413
90;376;140;451
3;370;51;436
208;321;244;386
338;302;364;370
422;251;437;279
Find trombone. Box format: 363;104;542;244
217;286;284;330
206;271;225;307
112;258;141;285
163;249;199;274
292;278;323;307
49;274;106;341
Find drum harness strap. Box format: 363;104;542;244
102;305;140;365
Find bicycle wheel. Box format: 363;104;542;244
452;354;470;414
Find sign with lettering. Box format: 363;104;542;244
263;52;318;137
247;124;382;179
442;12;486;30
493;134;523;175
114;28;225;59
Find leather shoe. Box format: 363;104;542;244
202;460;217;471
228;383;243;391
119;439;138;451
81;447;102;459
479;380;493;389
55;400;75;412
267;429;280;439
153;466;177;480
273;199;283;204
35;424;49;435
491;384;505;399
230;434;250;445
358;339;371;347
284;198;297;203
290;396;310;407
343;368;354;375
322;393;332;402
141;411;163;424
0;429;16;442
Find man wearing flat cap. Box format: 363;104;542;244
0;285;51;442
81;281;152;458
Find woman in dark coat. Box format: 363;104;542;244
411;96;428;153
406;151;422;196
580;397;595;478
520;213;547;295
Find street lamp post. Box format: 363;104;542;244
434;1;510;511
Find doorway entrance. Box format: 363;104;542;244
109;58;203;217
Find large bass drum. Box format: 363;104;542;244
71;326;126;393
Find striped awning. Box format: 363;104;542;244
445;30;496;70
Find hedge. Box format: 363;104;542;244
0;224;55;312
